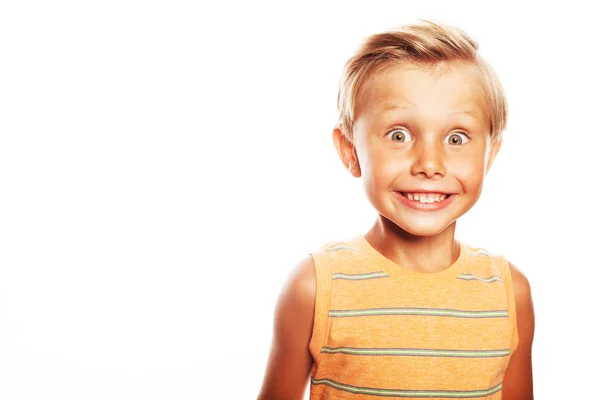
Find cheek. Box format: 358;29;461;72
451;155;487;192
363;147;406;183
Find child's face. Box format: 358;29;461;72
340;61;501;237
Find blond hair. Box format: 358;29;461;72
337;20;507;142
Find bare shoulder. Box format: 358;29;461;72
257;255;316;400
506;260;534;339
279;255;316;310
507;261;532;300
272;255;317;351
502;260;535;400
270;255;317;358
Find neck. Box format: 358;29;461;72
364;216;460;273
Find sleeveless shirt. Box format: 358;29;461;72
308;235;519;399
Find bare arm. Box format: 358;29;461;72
502;261;535;400
257;256;316;400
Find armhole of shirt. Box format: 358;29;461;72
497;255;520;355
307;248;333;367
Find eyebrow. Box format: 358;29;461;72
449;110;480;119
381;104;480;119
381;104;413;112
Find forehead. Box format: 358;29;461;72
356;61;488;123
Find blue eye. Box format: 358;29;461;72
445;132;469;145
387;128;413;143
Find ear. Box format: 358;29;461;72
332;126;361;177
485;138;502;174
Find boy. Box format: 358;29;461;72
258;20;534;400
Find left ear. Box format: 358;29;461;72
485;138;502;175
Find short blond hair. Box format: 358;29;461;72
337;20;507;142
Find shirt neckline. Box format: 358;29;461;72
355;235;471;285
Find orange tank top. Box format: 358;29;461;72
308;235;519;399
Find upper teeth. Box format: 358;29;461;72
404;193;449;203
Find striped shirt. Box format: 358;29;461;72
308;236;519;399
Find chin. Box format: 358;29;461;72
399;223;453;237
383;214;457;238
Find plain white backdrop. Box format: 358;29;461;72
1;1;598;399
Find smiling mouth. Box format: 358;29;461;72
398;192;451;203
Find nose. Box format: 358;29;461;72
410;138;446;178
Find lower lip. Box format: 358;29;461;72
394;192;456;211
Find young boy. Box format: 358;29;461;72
258;20;534;400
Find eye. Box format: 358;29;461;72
386;128;413;143
445;132;469;145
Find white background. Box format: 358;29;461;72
1;1;598;399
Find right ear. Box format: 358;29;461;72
332;126;361;178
